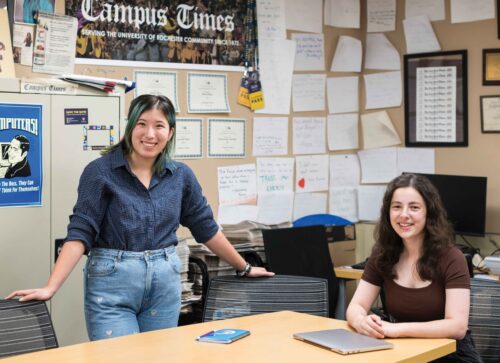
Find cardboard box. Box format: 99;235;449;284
328;240;356;267
325;224;356;267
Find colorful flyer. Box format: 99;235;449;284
0;103;43;207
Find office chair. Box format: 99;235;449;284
262;225;339;318
468;278;500;363
202;275;329;322
0;299;58;358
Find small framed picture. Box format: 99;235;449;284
403;50;468;147
480;95;500;133
482;49;500;85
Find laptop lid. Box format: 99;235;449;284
293;329;393;355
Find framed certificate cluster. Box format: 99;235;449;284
172;118;247;159
403;50;468;147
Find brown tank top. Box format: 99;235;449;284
361;245;470;322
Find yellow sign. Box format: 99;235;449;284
250;90;264;110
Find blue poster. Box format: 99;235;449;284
0;103;43;207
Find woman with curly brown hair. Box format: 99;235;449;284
347;173;482;362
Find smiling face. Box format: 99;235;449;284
130;108;174;166
389;187;427;245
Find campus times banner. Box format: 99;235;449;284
66;0;247;66
0;103;43;207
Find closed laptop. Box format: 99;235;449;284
293;328;393;355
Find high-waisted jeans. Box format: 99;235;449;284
84;246;181;341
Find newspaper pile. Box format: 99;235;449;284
221;220;293;264
187;220;293;296
176;237;202;313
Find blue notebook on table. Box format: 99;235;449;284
196;329;250;344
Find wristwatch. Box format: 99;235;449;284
236;262;252;277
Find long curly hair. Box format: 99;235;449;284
371;174;454;280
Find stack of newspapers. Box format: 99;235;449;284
188;239;234;280
176;238;202;312
186;221;292;298
221;220;293;264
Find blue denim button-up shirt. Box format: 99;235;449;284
66;147;219;253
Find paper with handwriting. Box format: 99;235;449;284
293;117;326;155
295;154;329;193
291;33;325;71
257;0;286;39
367;0;396;32
292;73;326;112
256;157;294;194
329;154;360;187
364;71;401;110
252;117;288;156
217;164;257;205
329;187;358;222
405;0;445;22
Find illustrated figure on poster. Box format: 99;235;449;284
22;0;54;24
0;135;31;178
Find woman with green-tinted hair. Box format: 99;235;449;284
8;94;273;341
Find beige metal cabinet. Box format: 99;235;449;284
0;80;123;346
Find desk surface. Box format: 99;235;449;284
3;311;455;363
335;266;364;280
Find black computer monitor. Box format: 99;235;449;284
409;173;487;236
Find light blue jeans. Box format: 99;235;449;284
84;247;181;341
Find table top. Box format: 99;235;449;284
2;311;455;363
335;266;364;280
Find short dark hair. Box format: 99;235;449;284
13;135;30;153
371;173;454;280
103;94;176;175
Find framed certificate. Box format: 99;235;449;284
187;73;230;113
134;70;179;112
480;95;500;133
208;118;245;158
173;118;203;159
